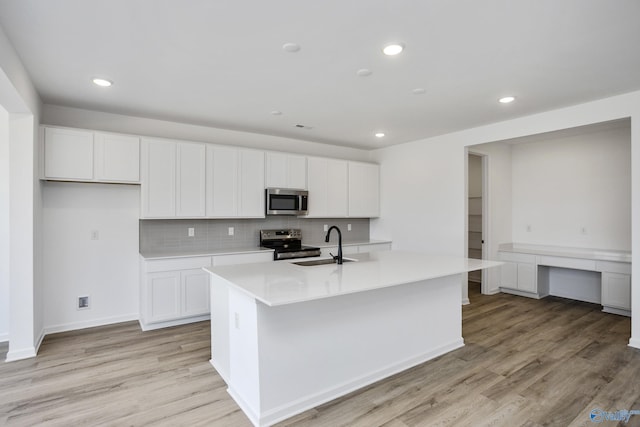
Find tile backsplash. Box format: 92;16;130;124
139;217;370;253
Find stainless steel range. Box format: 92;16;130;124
260;229;321;260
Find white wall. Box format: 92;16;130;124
371;90;640;349
42;182;140;333
511;125;631;250
42;104;372;162
0;105;8;341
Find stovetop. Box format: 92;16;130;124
259;229;321;260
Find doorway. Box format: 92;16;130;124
466;151;488;301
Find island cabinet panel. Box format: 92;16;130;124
44;127;94;180
265;152;307;189
348;161;380;218
306;156;348;217
141;138;177;218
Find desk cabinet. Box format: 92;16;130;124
601;272;631;312
497;252;541;297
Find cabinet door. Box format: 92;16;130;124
181;269;210;317
265;152;307;190
44;127;94;180
147;272;181;322
307;157;329;217
287;154;307;190
517;264;537;293
326;159;348;217
95;133;140;182
176;142;206;217
348;162;380;217
141;139;176;217
500;261;518;289
602;272;631;310
206;146;238;217
265;152;288;188
239;149;265;217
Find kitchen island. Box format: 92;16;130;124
204;250;500;427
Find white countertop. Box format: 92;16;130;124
139;246;274;260
204;250;501;306
139;240;391;259
498;243;631;263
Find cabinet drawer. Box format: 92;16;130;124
498;251;535;264
536;256;596;271
596;261;631;275
144;256;212;272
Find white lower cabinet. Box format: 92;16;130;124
140;252;274;330
601;272;631;311
140;256;212;330
498;252;540;297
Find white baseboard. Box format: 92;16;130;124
461;298;470;305
230;339;465;427
139;314;210;331
629;337;640;350
44;313;139;335
486;288;501;295
5;346;37;362
0;332;8;343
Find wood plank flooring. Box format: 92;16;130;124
1;283;639;426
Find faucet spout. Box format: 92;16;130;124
324;226;343;264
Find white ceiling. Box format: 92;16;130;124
1;0;639;150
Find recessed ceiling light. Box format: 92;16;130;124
499;96;516;104
92;78;113;87
375;132;385;138
383;43;404;56
357;68;373;77
412;88;426;95
282;43;301;53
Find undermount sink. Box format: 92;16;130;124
292;258;356;267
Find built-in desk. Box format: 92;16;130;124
497;243;631;316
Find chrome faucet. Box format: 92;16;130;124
325;225;343;264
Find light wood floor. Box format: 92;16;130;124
2;284;639;427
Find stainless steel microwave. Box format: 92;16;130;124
265;188;308;216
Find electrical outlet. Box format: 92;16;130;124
77;295;90;310
348;223;352;231
228;227;234;236
91;230;99;240
323;224;328;232
188;227;195;237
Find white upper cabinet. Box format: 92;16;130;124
43;127;140;183
206;146;238;217
239;149;265;217
307;156;348;217
141;138;177;218
348;161;380;218
265;152;307;189
44;127;94;180
176;142;206;217
94;133;140;183
206;146;265;218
